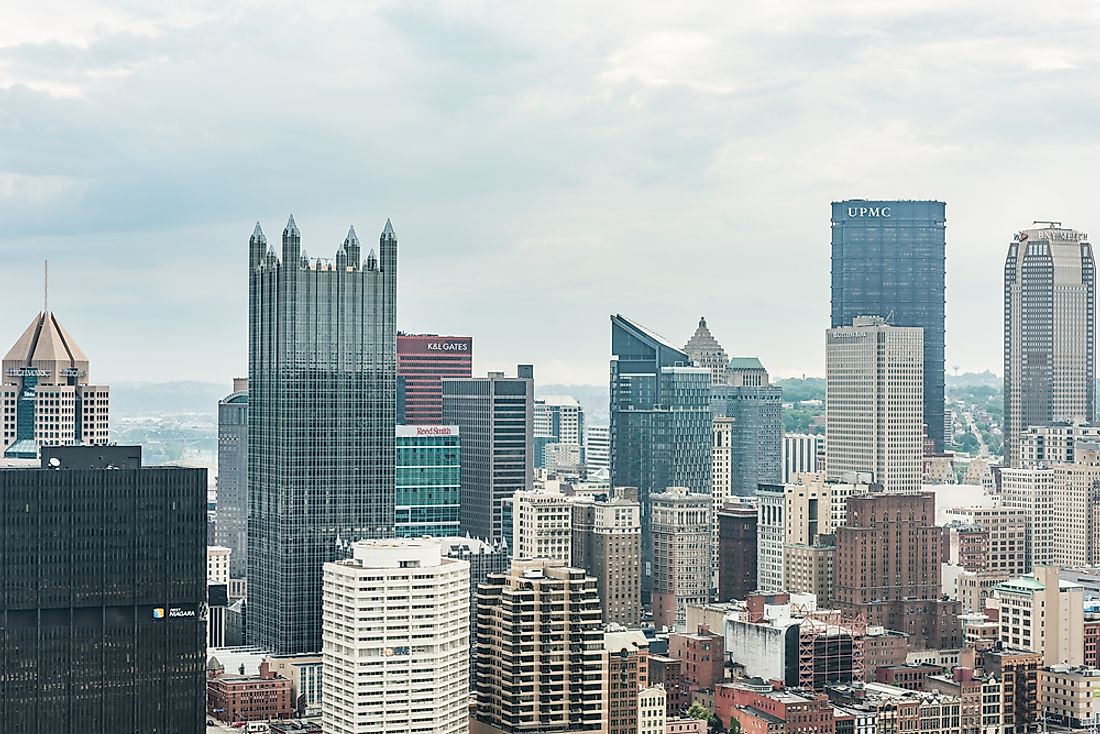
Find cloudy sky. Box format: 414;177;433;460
2;1;1099;386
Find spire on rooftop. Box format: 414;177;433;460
284;214;299;236
683;315;730;385
382;218;396;238
345;225;359;246
251;222;265;241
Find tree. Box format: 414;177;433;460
685;701;724;733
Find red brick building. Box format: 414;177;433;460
668;625;724;692
874;663;940;690
207;663;293;723
716;685;835;734
833;493;961;649
649;654;690;716
717;503;758;602
1085;617;1100;668
397;334;473;425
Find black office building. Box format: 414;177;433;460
831;199;947;450
0;446;206;733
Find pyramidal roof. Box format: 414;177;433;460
683;316;728;364
3;311;89;368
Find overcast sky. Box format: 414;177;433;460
2;1;1099;386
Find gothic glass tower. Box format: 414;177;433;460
247;217;397;654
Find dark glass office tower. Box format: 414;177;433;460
831;200;946;450
215;378;248;578
609;315;711;594
443;365;534;544
0;445;206;733
248;217;397;655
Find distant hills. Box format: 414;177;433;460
111;381;227;418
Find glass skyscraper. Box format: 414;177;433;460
442;365;534;544
395;425;461;537
247;216;397;655
830;200;946;450
214;378;248;578
609;314;711;593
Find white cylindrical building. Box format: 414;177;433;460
323;540;470;734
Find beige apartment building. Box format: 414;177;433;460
474;559;606;734
993;566;1084;666
572;493;642;627
651;487;711;630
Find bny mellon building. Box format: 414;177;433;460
248;216;397;655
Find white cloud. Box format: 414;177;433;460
0;1;1099;384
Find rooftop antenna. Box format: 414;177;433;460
43;260;48;313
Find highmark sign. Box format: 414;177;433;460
847;206;892;218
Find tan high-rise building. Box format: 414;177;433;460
782;478;841;601
474;559;606;734
825;317;924;494
1001;467;1057;571
511;490;572;563
2;309;110;459
711;417;733;585
651;487;711;630
602;628;650;734
1004;224;1096;467
993;566;1084;667
571;493;642;626
943;505;1028;578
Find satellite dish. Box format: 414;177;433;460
48;457;61;468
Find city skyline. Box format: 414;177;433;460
4;3;1100;385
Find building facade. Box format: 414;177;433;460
831;199;946;450
833;492;961;649
0;446;205;732
534;395;585;470
652;487;712;629
474;559;605;733
826;317;924;494
711;357;784;499
603;629;651;734
994;567;1084;667
322;540;469;734
571;493;642;626
610;315;711;595
443;365;534;545
1004;223;1095;467
717;500;758;602
215;378;248;577
248;218;397;655
1018;422;1100;467
395;425;461;537
585;424;610;475
1;308;110;459
784;433;824;484
512;489;573;563
396;334;473;426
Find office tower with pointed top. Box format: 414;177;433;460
1003;223;1095;467
831;200;947;450
1;305;110;459
609;315;711;596
247;216;397;655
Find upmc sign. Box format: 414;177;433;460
847;206;892;218
397;335;473;357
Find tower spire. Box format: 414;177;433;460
44;260;48;313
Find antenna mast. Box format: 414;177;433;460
44;260;48;313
